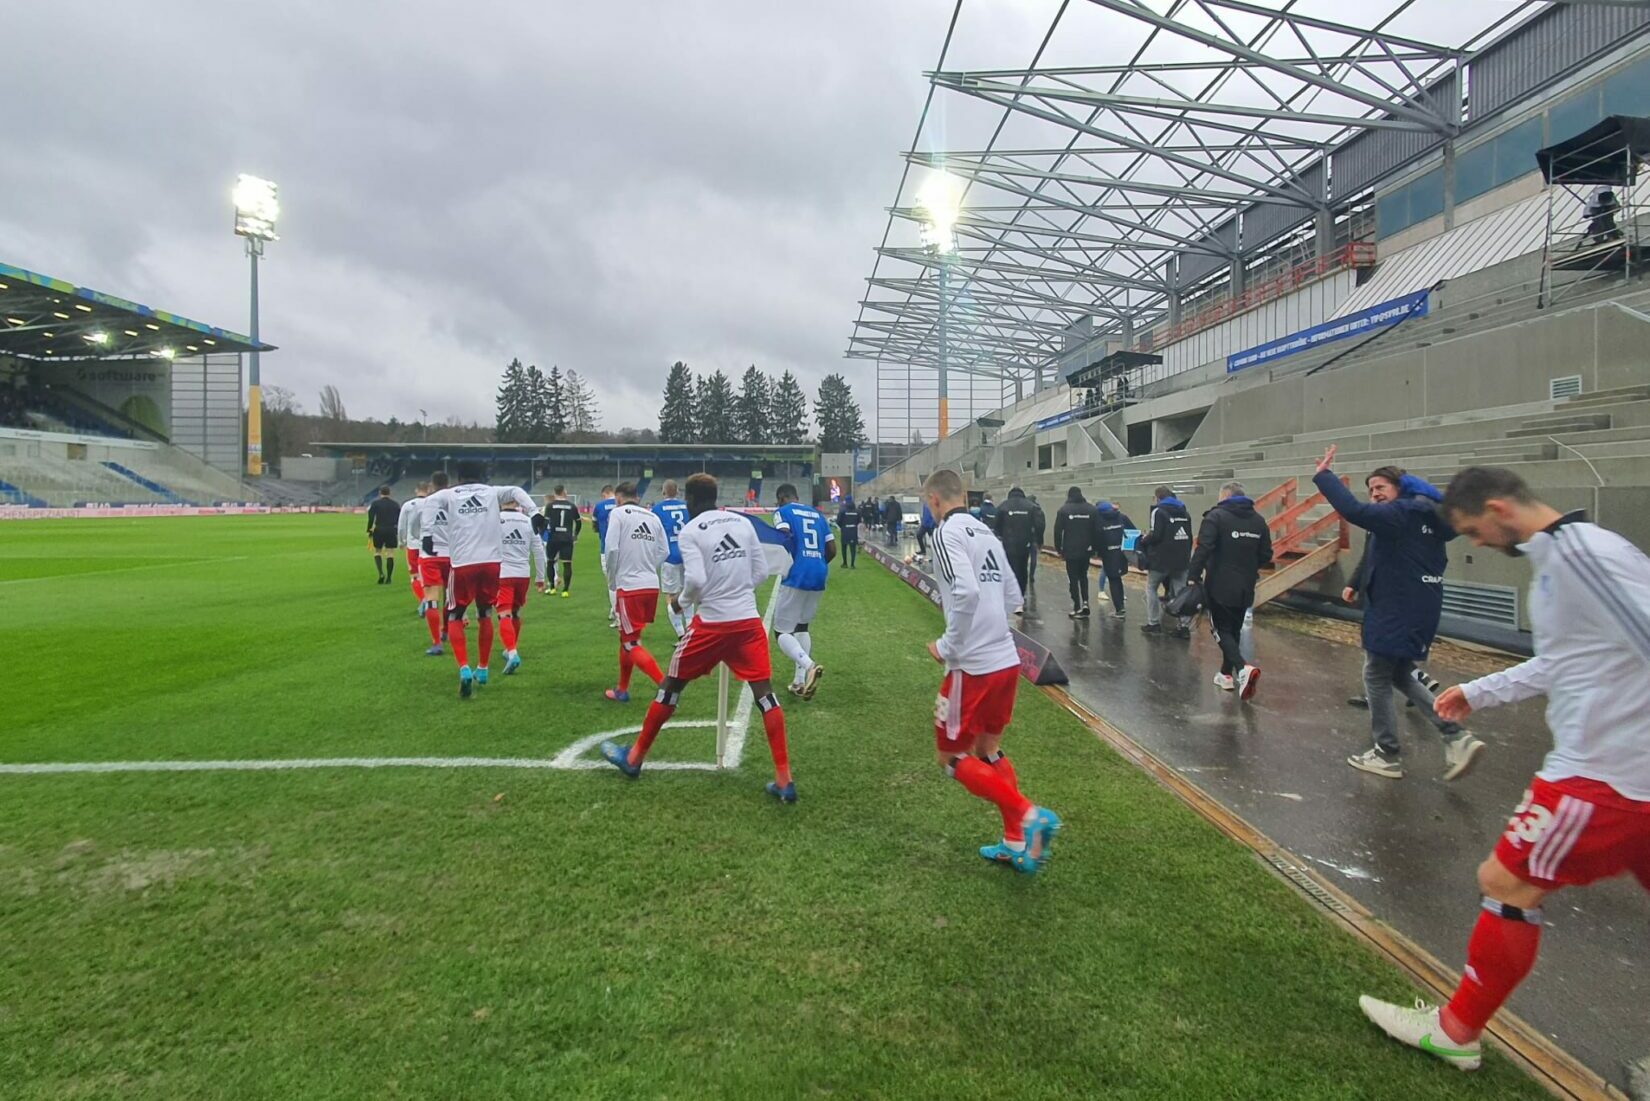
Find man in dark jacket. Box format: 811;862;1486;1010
883;495;903;547
1093;499;1136;619
1138;485;1194;637
978;494;998;527
993;487;1040;604
1314;447;1485;781
1053;486;1098;618
836;496;860;569
1188;481;1271;699
1344;509;1444;709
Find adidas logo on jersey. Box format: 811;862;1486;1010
630;526;657;541
979;549;1002;584
503;529;525;545
458;495;487;515
711;533;746;562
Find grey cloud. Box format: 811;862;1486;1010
3;0;950;427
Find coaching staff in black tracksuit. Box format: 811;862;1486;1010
1093;499;1136;619
1053;486;1098;618
1188;480;1272;700
993;487;1039;608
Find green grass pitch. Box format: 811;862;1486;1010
0;514;1543;1099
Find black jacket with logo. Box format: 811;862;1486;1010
993;489;1039;551
1053;492;1098;562
1138;496;1193;574
1187;496;1273;608
1093;503;1136;558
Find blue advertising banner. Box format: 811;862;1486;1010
1226;289;1430;374
1035;409;1079;431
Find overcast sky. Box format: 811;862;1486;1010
4;1;1522;434
4;0;1053;430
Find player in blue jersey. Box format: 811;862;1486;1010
772;484;835;699
651;480;693;636
592;484;619;627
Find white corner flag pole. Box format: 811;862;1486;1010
715;662;731;769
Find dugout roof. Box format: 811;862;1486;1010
0;260;271;361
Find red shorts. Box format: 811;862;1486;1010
420;555;451;589
617;588;659;640
1495;776;1650;890
668;616;770;683
405;547;420;570
496;576;531;615
448;562;500;611
934;666;1019;752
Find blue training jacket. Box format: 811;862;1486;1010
1315;470;1456;661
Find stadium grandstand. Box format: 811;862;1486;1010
850;1;1650;648
0;260;267;508
308;441;819;507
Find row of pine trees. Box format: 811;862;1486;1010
657;363;866;451
494;359;599;443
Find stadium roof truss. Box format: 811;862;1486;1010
846;0;1552;403
0;260;270;362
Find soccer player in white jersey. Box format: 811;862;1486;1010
601;473;796;802
771;483;834;699
603;482;669;702
397;483;428;613
497;497;547;676
924;468;1060;874
417;471;453;656
420;460;538;697
1358;467;1650;1072
652;480;692;635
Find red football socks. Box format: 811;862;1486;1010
986;750;1020;793
951;756;1032;842
618;642;635;692
1443;906;1542;1039
411;576;425;601
762;706;792;786
424;607;442;645
499;614;519;653
628;700;676;766
448;619;469;667
632;644;663;687
478;617;494;668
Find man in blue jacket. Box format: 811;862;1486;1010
1313;445;1486;781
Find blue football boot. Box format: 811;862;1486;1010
503;652;521;676
425;644;444;657
459;666;474;699
604;688;631;703
1025;806;1063;862
764;781;798;804
600;740;641;778
979;841;1019;865
476;667;489;687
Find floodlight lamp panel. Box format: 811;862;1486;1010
915;170;963;254
233;173;281;240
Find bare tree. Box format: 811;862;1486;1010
318;384;348;421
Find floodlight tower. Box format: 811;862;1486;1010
915;170;962;440
233;174;279;476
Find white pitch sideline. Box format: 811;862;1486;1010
0;580;781;778
0;721;725;776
